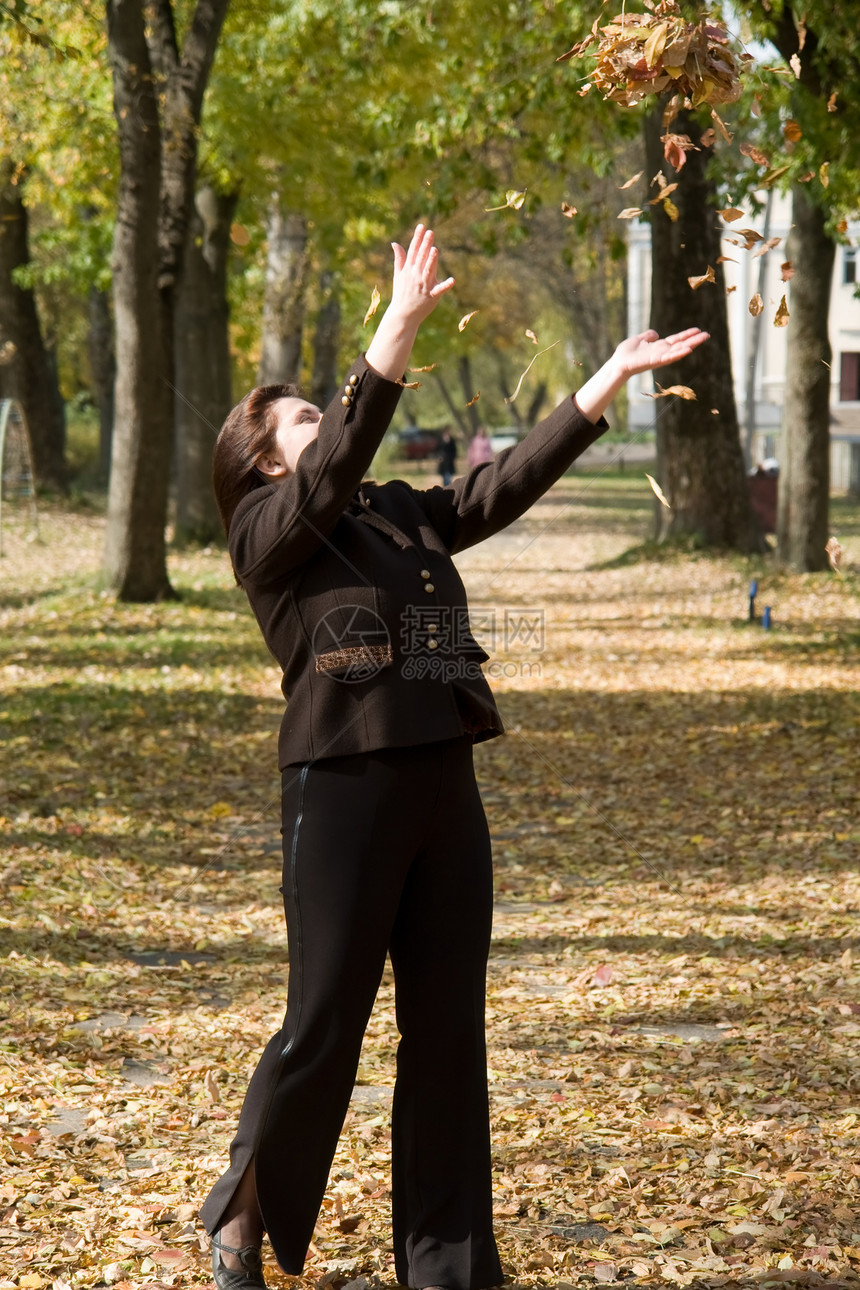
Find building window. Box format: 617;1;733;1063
840;352;860;401
844;248;858;285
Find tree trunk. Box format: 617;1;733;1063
174;183;237;545
431;370;468;435
103;0;229;601
87;287;116;484
310;269;341;409
777;185;834;570
258;205;308;384
0;159;67;493
644;107;764;551
104;0;174;599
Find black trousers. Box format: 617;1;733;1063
200;736;503;1290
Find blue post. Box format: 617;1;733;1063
749;579;758;622
762;605;772;630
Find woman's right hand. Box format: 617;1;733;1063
365;224;455;381
389;224;456;324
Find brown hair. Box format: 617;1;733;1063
212;383;301;537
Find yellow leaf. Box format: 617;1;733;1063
19;1278;42;1290
208;801;234;818
458;311;479;331
363;285;381;327
655;383;697;400
646;473;672;509
688;266;716;289
504;340;560;404
663;198;679;221
774;295;790;327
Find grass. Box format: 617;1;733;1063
1;478;860;1290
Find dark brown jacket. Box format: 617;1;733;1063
229;354;606;767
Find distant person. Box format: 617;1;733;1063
202;220;709;1290
437;428;457;485
467;426;495;468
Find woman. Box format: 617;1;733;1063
201;224;708;1290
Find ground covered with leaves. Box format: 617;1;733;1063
1;475;859;1290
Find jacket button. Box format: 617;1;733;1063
341;395;351;406
420;568;431;579
363;496;371;506
427;639;439;650
349;374;358;384
424;582;435;593
427;624;438;633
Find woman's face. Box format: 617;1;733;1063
257;396;323;477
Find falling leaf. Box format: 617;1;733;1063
826;537;844;572
719;207;745;222
781;261;794;281
710;108;732;143
618;207;643;220
619;171;643;190
229;224;250;247
646;473;672;509
485;188;527;212
783;118;803;142
505;340;561;404
458;311;479;332
662;197;679;222
836;219;848;235
762;164;792;187
820;161;830;188
774;294;790;327
396;379;422;389
828;90;839;111
717;255;738;264
649;183;678;204
654;383;697;400
465;391;481;407
726;285;737;293
408;363;437;372
700;126;717;147
688;266;716;289
561;201;578;217
363;285;381;326
663;133;696;170
752;236;782;258
790;51;802;78
749;293;764;316
525;329;538;344
740;141;770;167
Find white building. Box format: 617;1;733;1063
626;192;860;492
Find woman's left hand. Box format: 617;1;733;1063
613;327;710;379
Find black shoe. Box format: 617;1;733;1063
211;1232;266;1290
